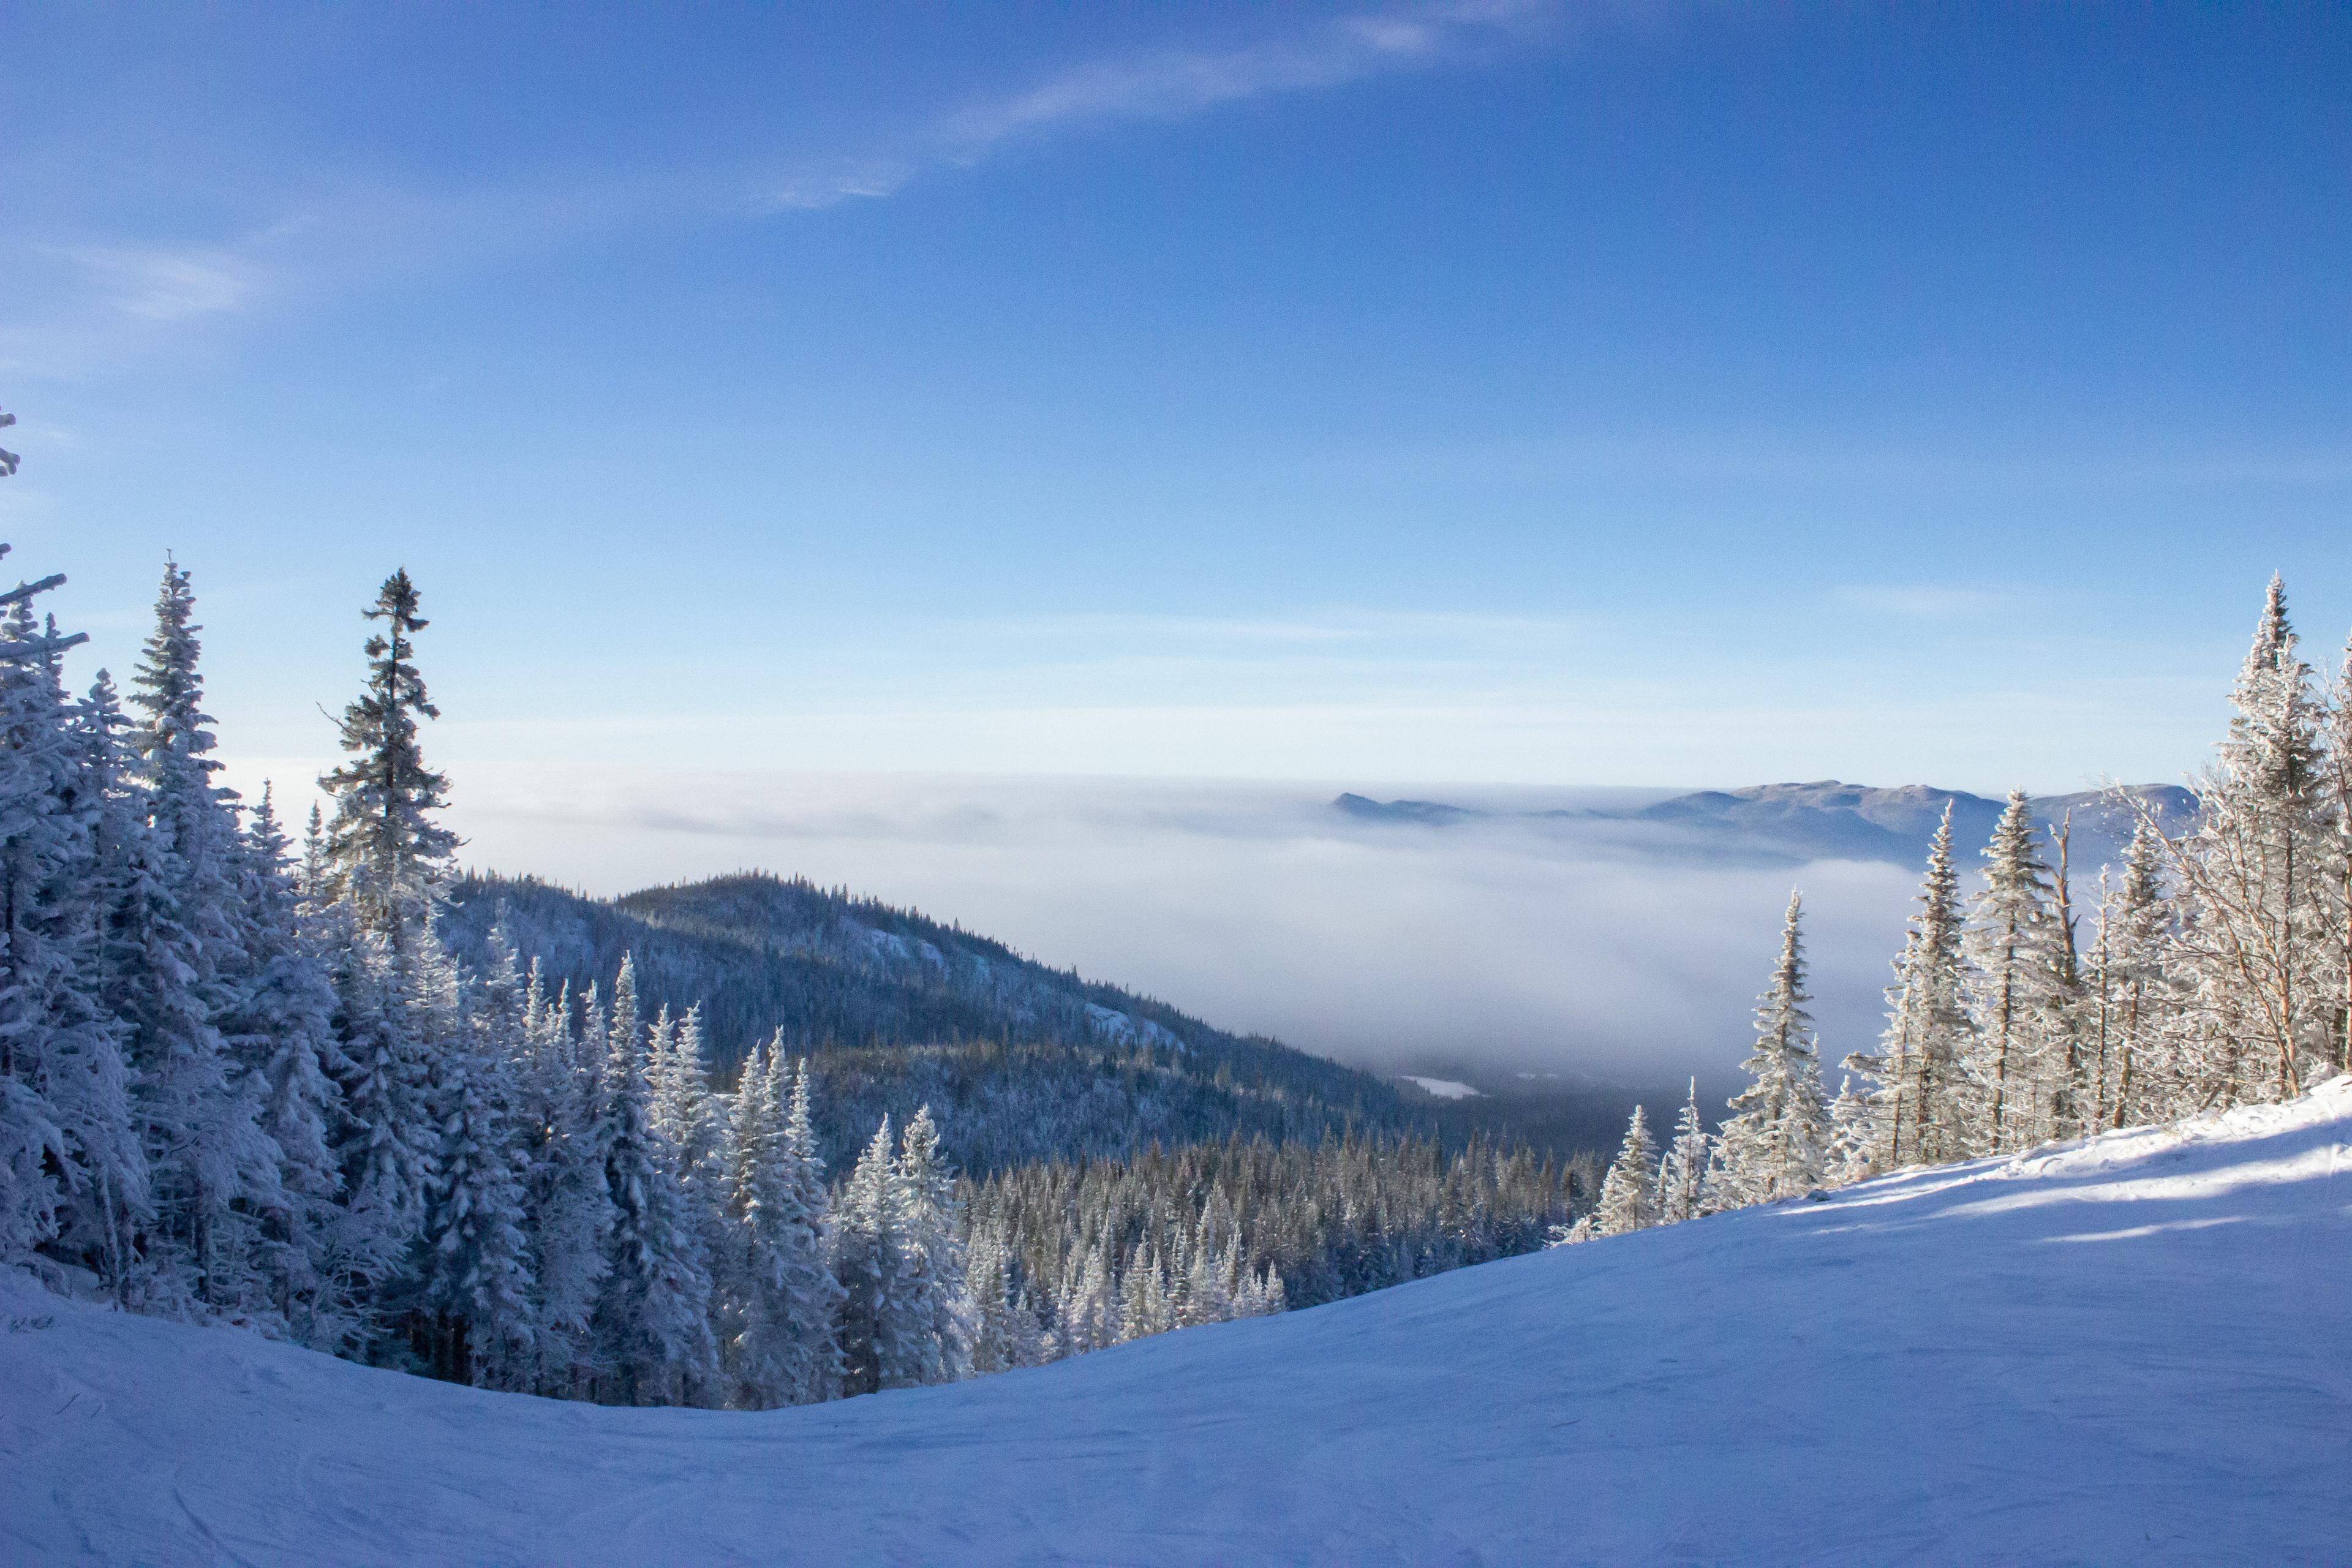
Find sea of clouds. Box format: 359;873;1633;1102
379;768;1928;1090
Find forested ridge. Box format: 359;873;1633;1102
439;869;1409;1176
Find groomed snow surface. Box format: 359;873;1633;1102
7;1080;2350;1566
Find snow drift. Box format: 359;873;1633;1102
6;1080;2348;1565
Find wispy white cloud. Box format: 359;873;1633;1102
1;178;680;375
940;9;1466;151
759;159;919;213
6;5;1575;367
1826;584;2023;622
748;4;1569;213
56;243;262;322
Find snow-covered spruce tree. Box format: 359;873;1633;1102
2090;823;2181;1129
1174;1215;1233;1327
225;785;359;1347
720;1041;845;1407
57;672;156;1292
1823;1074;1877;1186
1850;805;1975;1167
965;1217;1049;1374
110;571;282;1316
316;570;459;946
649;1002;730;1364
1654;1080;1713;1224
2143;578;2334;1107
708;1033;758;1395
1057;1238;1120;1354
1959;792;2075;1154
514;968;609;1396
0;564;141;1287
2040;812;2091;1142
1591;1104;1659;1236
1717;892;1830;1205
884;1106;970;1387
832;1115;900;1395
416;922;537;1388
770;1050;845;1403
590;956;717;1404
1118;1242;1175;1340
2312;626;2352;1079
317;571;463;1316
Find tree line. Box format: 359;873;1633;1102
1562;575;2352;1242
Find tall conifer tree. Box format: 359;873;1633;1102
1962;791;2071;1153
1850;807;1975;1166
1591;1105;1659;1236
1718;892;1830;1204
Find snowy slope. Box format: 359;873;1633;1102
1400;1074;1482;1099
7;1082;2348;1566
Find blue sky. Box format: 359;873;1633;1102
5;1;2349;803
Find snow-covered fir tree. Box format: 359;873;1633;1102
1591;1105;1659;1236
591;956;717;1405
2086;824;2179;1129
1717;892;1830;1205
2314;626;2352;1081
1058;1238;1121;1353
832;1115;900;1395
514;967;611;1396
1823;1074;1877;1186
0;567;137;1289
316;570;459;947
316;574;467;1310
415;923;537;1388
1961;791;2073;1153
225;785;356;1346
721;1041;843;1407
965;1217;1050;1374
1654;1079;1713;1224
1849;805;1975;1169
115;570;281;1314
883;1106;970;1388
2145;577;2335;1104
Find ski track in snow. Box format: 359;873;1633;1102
5;1080;2350;1565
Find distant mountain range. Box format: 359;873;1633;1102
1334;780;2199;870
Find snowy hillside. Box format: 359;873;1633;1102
9;1079;2346;1565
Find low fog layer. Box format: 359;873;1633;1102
311;768;1963;1089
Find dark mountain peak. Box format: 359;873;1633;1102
1333;793;1484;825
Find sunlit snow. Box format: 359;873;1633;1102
1401;1075;1482;1099
6;1078;2346;1563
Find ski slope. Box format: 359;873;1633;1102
7;1080;2349;1566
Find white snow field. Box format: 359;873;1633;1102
6;1081;2349;1566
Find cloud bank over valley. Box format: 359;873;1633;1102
314;767;1969;1091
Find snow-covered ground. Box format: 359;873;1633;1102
7;1081;2348;1566
1400;1074;1481;1099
